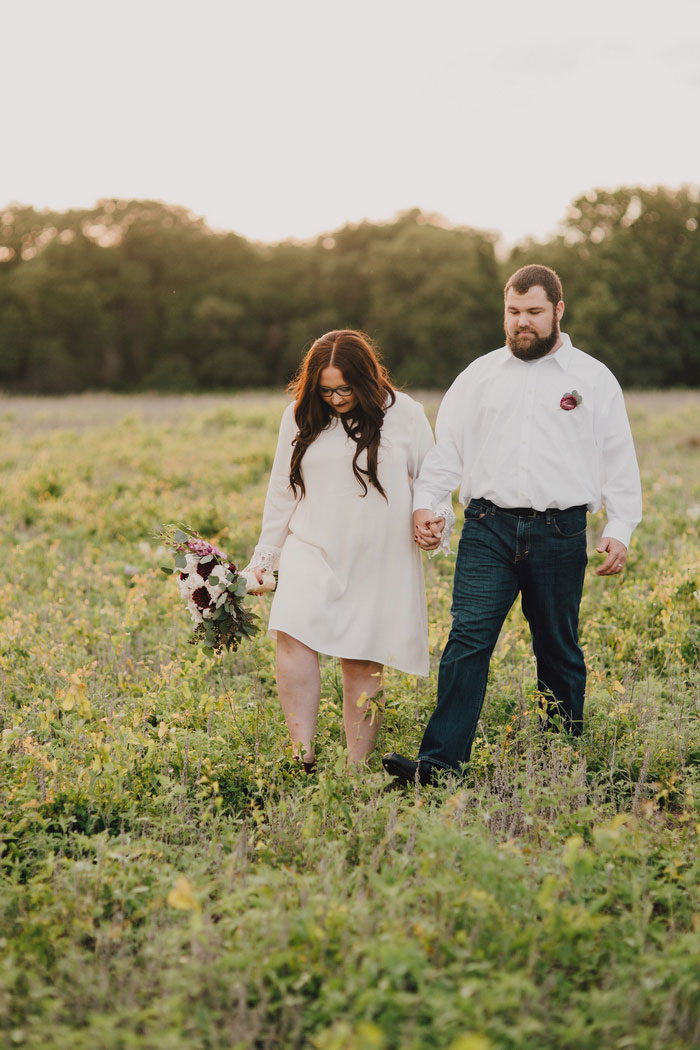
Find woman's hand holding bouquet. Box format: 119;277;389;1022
159;524;275;653
242;566;276;595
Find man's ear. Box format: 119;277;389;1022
556;300;565;323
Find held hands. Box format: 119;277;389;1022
413;509;445;551
595;537;628;576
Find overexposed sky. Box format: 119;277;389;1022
3;0;700;247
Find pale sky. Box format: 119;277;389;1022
3;0;700;248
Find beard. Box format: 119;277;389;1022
506;320;560;361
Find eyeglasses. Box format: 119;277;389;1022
319;384;353;398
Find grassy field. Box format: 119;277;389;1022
1;389;699;1050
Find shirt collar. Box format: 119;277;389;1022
550;333;574;371
500;332;574;371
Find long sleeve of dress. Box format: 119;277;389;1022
407;399;437;481
247;403;299;571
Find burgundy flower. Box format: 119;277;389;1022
191;586;212;610
560;389;582;411
196;558;216;580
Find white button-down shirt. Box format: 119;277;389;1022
413;334;642;548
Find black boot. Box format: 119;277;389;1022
382;752;441;786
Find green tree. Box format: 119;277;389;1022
1;191;697;393
364;211;502;386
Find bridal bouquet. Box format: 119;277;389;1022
159;524;275;653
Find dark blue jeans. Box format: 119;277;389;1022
418;498;588;772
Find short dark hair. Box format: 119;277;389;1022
504;264;563;308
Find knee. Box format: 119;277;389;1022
340;658;383;683
445;617;495;657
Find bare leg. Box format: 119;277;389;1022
276;632;320;764
341;658;384;765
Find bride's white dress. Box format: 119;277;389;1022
248;391;437;675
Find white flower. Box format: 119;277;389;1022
177;574;198;599
184;553;200;573
177;553;216;597
206;562;233;593
187;599;203;624
205;577;227;603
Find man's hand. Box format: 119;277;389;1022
595;537;628;576
413;509;445;551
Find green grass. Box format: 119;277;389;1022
1;390;699;1050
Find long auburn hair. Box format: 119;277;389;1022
288;330;396;499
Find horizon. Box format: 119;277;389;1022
4;180;698;258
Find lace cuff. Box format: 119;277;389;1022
429;501;455;558
243;545;281;572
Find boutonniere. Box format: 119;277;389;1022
560;390;582;411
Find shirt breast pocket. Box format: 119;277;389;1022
555;403;593;447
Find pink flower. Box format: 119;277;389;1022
186;537;227;560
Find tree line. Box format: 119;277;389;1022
0;185;698;393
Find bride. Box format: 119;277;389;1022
246;330;449;769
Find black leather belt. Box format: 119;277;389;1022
476;498;586;518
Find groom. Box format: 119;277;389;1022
383;264;642;786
